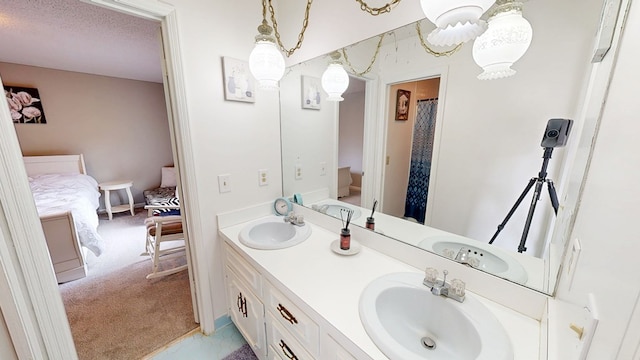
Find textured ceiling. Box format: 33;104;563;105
0;0;162;83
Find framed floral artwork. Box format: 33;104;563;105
4;86;47;124
395;89;410;121
222;57;256;103
301;75;321;110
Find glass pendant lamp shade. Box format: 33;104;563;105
249;39;285;90
321;52;350;101
472;5;533;80
420;0;496;46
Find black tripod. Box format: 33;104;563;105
488;147;559;253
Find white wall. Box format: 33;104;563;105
168;0;284;320
276;0;426;66
555;0;640;357
0;62;173;207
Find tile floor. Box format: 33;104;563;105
149;323;247;360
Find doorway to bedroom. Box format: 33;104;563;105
0;1;197;358
338;76;367;207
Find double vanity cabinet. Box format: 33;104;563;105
219;210;540;360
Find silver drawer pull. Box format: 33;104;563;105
279;340;298;360
277;303;298;324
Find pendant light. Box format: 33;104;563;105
472;0;533;80
420;0;496;46
321;52;350;102
249;2;285;90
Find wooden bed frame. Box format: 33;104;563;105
24;154;89;283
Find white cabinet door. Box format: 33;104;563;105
226;266;266;358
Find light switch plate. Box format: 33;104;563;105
218;174;231;193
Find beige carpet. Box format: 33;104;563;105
59;258;198;359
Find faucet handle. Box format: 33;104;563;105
450;278;466;297
424;267;439;284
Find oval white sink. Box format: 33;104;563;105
315;203;362;220
418;235;528;284
359;272;513;360
239;215;311;250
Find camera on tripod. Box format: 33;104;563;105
489;118;574;253
541;118;573;148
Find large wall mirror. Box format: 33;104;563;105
280;0;604;295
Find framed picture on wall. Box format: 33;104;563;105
395;89;411;121
222;57;256;103
301;75;321;110
4;86;47;124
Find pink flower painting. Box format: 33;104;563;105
3;86;47;124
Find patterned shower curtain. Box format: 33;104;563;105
404;98;438;224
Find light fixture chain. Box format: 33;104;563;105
355;0;402;15
268;0;313;57
341;33;385;76
415;22;463;57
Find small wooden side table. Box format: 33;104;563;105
99;180;134;220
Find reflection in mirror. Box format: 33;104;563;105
280;0;603;294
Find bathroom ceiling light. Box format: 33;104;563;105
420;0;496;46
472;0;533;80
321;52;350;102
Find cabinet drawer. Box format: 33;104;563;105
267;312;315;360
225;243;262;296
265;281;319;356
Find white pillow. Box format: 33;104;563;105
161;166;177;187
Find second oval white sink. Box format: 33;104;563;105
359;272;513;360
239;215;311;250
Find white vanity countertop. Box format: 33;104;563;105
309;198;545;290
220;217;540;360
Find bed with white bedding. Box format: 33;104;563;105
24;154;103;283
29;173;103;256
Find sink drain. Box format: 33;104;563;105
421;336;436;350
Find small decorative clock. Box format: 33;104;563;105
274;197;293;216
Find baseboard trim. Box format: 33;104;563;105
215;315;232;330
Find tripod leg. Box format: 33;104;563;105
489;178;536;245
518;179;544;253
547;180;559;215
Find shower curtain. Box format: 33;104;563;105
404;98;438;224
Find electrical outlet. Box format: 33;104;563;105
258;169;269;186
295;164;303;180
218;174;231;193
320;162;327;176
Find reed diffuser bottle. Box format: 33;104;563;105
340;209;354;250
366;200;378;231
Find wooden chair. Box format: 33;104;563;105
142;214;187;279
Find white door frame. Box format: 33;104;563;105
0;0;214;357
362;66;449;224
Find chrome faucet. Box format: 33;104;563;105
284;211;305;226
423;268;466;303
454;247;480;268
